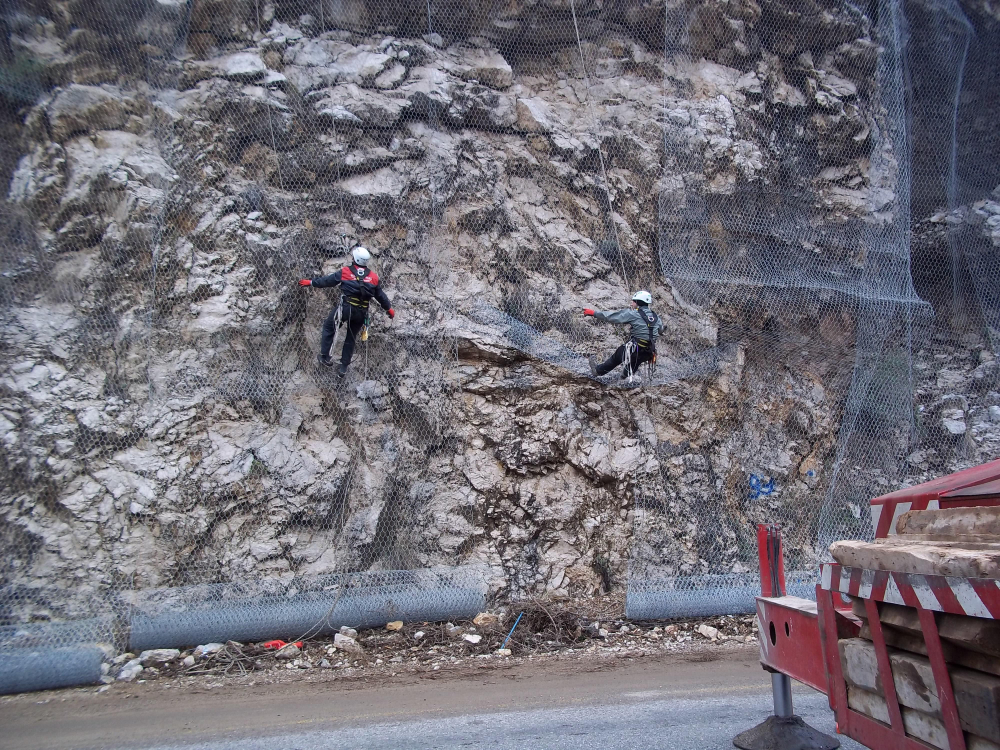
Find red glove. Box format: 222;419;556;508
298;279;311;287
387;308;395;319
583;308;595;316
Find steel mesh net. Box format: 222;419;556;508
0;0;998;686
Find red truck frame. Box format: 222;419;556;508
744;458;1000;750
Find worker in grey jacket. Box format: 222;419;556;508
584;290;661;377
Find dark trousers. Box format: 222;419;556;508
321;303;367;366
596;342;654;376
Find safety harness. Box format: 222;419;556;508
345;265;371;309
624;307;659;382
344;265;373;340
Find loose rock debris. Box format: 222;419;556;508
86;599;758;693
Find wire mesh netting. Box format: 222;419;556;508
0;0;998;690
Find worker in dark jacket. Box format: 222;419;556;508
298;247;394;377
584;290;660;378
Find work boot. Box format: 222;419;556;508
318;354;334;367
588;356;599;376
337;363;347;378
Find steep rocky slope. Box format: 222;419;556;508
0;0;997;626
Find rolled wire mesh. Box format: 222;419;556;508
0;0;998;691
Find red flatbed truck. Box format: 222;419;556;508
734;458;1000;750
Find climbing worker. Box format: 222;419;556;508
298;246;394;377
584;290;661;378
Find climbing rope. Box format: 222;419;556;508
363;313;370;381
255;0;286;195
569;0;631;293
144;0;196;402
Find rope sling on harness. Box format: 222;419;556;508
330;302;344;352
623;337;638;383
330;297;371;352
624;308;658;383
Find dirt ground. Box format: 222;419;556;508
1;641;767;750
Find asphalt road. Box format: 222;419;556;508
2;650;865;750
146;688;864;750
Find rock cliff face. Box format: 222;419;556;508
0;0;998;625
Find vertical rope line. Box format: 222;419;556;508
256;0;286;194
946;19;971;324
569;0;631;292
331;117;347;220
424;4;441;268
255;0;298;408
144;0;195;402
659;0;671;294
128;0;198;629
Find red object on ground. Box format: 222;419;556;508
583;308;595;316
261;640;303;650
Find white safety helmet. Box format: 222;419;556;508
632;290;652;305
352;246;371;266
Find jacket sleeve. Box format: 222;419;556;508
310;271;343;289
373;282;392;311
594;309;633;325
372;280;392;310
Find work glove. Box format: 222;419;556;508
387;308;395;319
583;308;595;316
298;279;312;287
